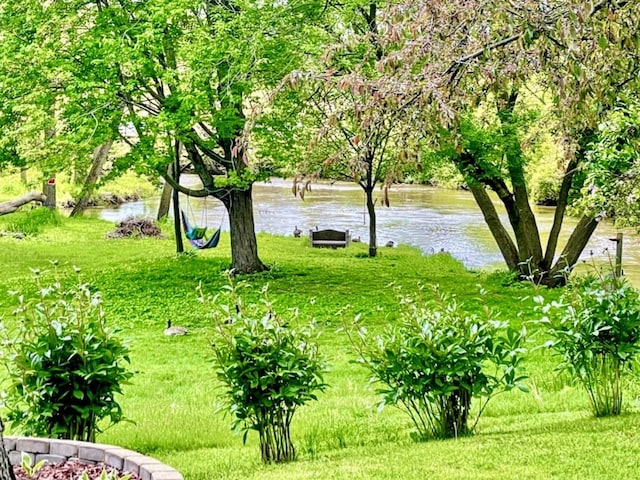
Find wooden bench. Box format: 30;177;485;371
310;229;351;248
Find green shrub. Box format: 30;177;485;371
0;264;134;441
347;286;527;440
538;274;640;416
203;276;327;463
1;207;62;236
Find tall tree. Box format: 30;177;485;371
336;1;640;285
290;2;413;256
0;0;324;273
70;141;114;217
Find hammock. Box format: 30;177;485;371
180;209;221;250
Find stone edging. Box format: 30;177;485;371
3;436;184;480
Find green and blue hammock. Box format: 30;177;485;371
180;210;221;249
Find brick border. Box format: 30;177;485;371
4;437;183;480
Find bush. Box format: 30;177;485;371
1;207;61;236
203;276;327;463
538;274;640;416
0;264;134;441
347;286;527;440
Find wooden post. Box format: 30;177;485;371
42;178;56;209
613;232;623;278
609;233;623;278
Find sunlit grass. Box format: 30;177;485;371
0;215;638;479
0;168;158;204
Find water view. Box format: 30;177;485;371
92;177;640;283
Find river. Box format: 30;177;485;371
92;178;640;284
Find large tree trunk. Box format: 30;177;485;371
468;184;519;270
70;140;113;217
498;90;544;267
543;157;579;270
544;215;600;287
511;182;543;265
222;187;267;274
365;187;377;257
0;191;46;216
0;418;16;480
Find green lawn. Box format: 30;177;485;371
1;214;639;480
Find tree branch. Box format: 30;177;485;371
0;191;46;216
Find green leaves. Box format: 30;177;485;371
348;286;527;440
578;100;640;227
203;275;327;463
0;266;134;441
539;274;640;416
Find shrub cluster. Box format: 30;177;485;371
538;274;640;416
0;265;134;442
5;262;640;468
347;286;527;440
202;277;327;463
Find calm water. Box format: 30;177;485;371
93;177;640;284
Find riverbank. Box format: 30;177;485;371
2;170;639;284
0;169;159;207
84;177;640;285
1;216;639;480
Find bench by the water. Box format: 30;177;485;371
310;229;351;248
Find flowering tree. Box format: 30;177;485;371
325;1;640;285
290;3;416;256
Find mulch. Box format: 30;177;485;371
13;459;141;480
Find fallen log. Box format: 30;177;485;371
0;191;47;216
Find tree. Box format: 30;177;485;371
70;141;114;217
0;0;325;273
578;99;640;228
337;1;640;285
290;2;414;257
0;0;125;213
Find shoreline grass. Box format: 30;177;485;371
1;215;638;479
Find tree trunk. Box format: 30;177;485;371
543;157;580;270
0;418;16;480
468;184;519;270
511;181;543;265
365;187;377;257
157;177;173;221
19;167;27;184
223;187;267;274
0;191;46;216
544;215;600;286
172;148;184;254
497;91;544;266
70;140;113;217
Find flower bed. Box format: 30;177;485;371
4;437;183;480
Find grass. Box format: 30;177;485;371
0;168;159;204
1;212;639;479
